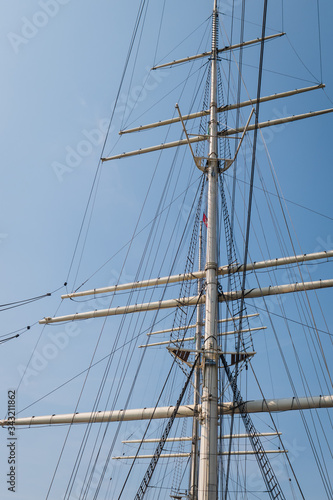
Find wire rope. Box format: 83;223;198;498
223;172;333;222
116;294;204;500
62;127;182;499
65;0;150;291
68;25;211;304
0;283;64;312
89;175;206;500
224;2;268;497
119;0;150;131
76;150;203;499
45;3;154;497
285;35;321;83
88;175;204;496
62;59;208;493
231;102;332;500
316;0;323;89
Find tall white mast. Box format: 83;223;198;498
197;2;219;499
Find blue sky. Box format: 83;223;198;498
0;0;333;499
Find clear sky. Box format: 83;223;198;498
0;1;332;499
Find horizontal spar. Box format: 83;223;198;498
122;432;281;443
120;84;324;135
152;33;284;70
40;295;203;324
147;313;259;336
102;108;333;161
62;249;333;299
219;279;333;302
113;450;287;459
140;327;265;348
101;135;207;161
44;278;333;325
220;108;333;137
62;271;206;299
2;395;332;427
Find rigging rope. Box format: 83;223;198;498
120;0;150;131
65;0;150;290
223;0;269;496
152;0;167;67
63;127;208;498
240;0;267;305
316;0;323;82
0;283;64;313
220;353;287;500
223;172;333;222
132;356;199;500
63;142;189;498
117;289;205;500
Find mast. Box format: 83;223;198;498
197;2;219;499
3;3;333;498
